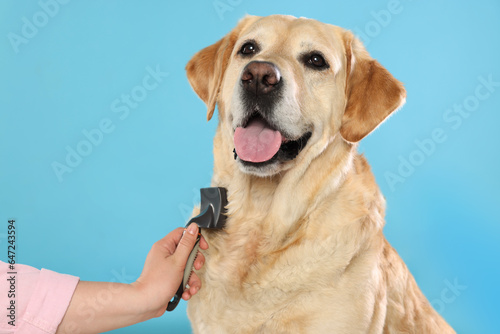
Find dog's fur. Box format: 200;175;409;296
185;15;454;333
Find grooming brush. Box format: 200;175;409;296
166;187;228;311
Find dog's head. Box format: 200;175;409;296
186;15;405;177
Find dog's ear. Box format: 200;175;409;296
340;31;406;143
186;16;259;121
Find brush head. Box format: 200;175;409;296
189;187;228;229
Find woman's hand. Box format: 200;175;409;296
132;223;209;318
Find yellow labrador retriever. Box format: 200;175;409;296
185;15;454;333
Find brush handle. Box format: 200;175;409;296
166;234;201;311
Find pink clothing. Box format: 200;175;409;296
0;261;79;334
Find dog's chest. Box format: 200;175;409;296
190;222;350;332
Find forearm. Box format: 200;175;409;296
55;225;206;333
56;281;153;334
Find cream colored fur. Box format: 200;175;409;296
185;15;454;334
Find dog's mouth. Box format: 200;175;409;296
233;113;312;166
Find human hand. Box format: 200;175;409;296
132;223;209;318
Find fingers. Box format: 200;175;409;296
173;223;200;266
153;227;184;256
168;227;186;245
182;252;205;300
182;272;202;300
199;234;209;250
194;252;205;270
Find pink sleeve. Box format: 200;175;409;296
0;261;79;334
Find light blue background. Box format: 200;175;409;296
1;0;499;333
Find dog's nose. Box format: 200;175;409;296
241;61;281;95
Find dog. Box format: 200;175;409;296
184;15;455;333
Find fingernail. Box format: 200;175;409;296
187;223;197;235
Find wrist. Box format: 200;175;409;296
130;280;166;320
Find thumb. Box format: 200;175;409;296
174;223;199;265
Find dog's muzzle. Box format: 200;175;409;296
233;61;312;168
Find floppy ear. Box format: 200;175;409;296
186;16;259;121
340;31;406;143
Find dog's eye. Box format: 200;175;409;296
303;52;329;70
309;54;325;67
239;42;258;55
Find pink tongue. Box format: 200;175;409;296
234;118;283;163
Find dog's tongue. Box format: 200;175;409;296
234;118;282;163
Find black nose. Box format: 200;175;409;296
241;61;281;95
